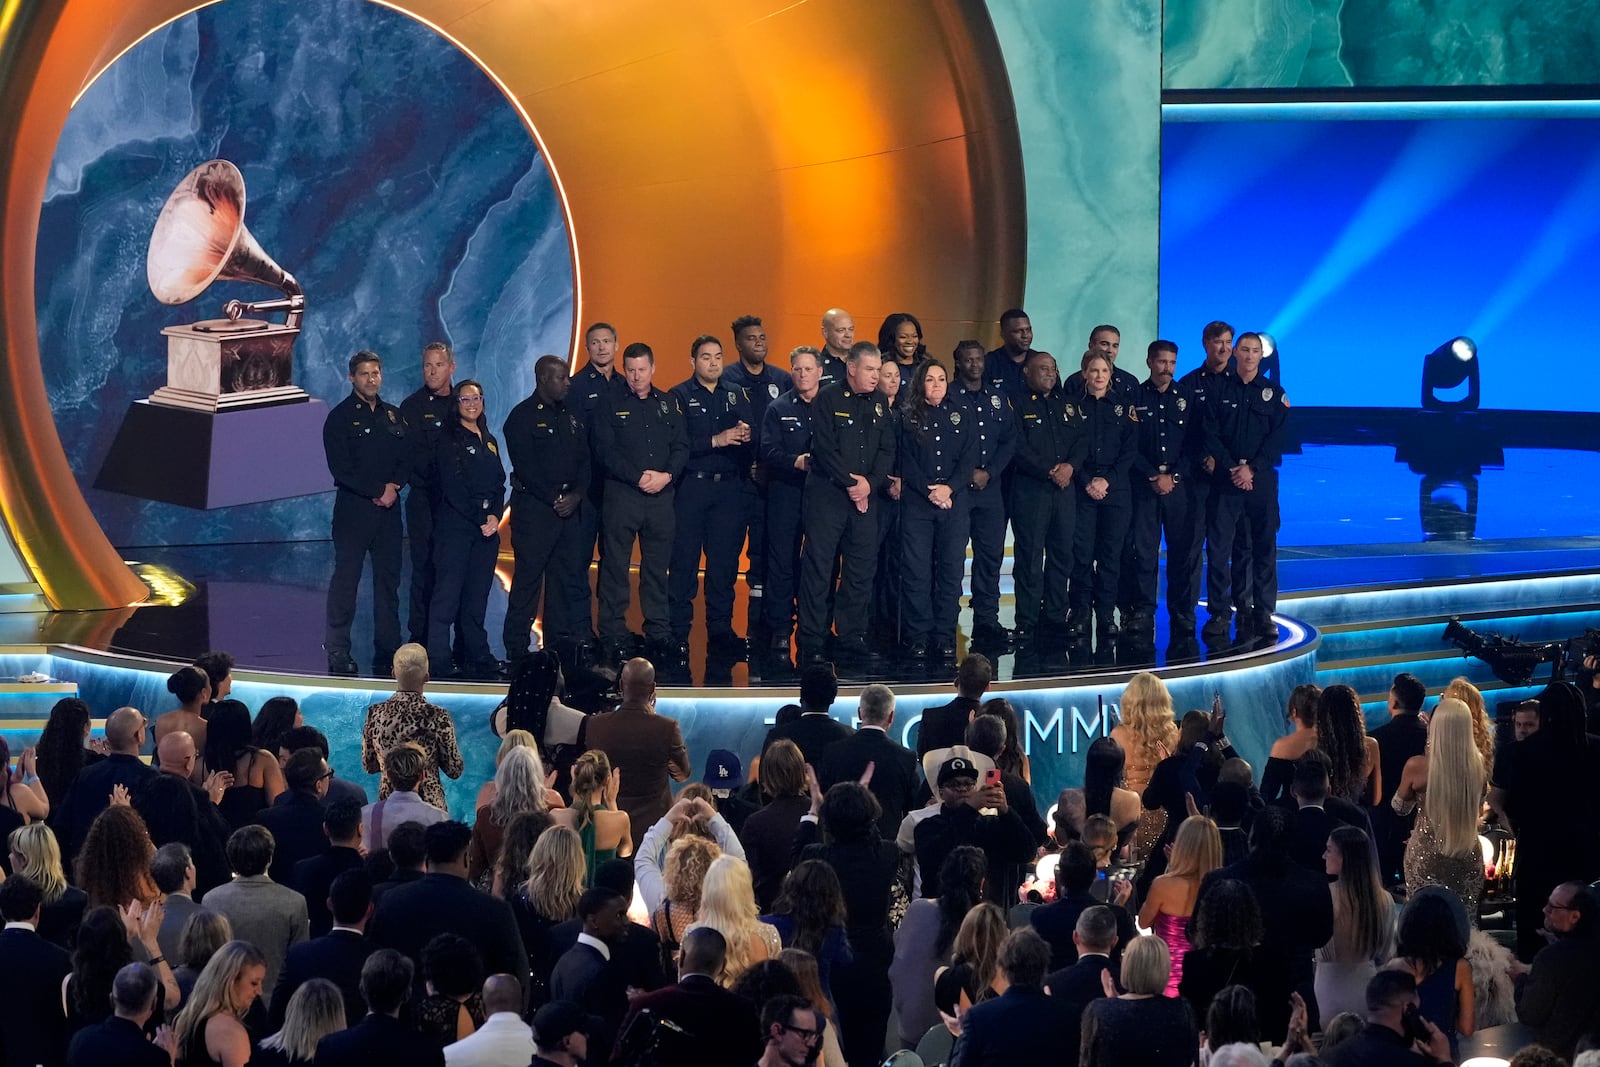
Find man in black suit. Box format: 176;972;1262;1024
55;705;156;861
1278;750;1366;874
292;797;366;937
1043;906;1119;1067
547;858;667;997
817;683;919;838
761;663;851;766
949;928;1074;1067
0;877;73;1067
1030;843;1138;971
1369;672;1429;886
257;748;336;885
1323;969;1452;1067
270;869;375;1029
65;962;173;1067
532;1000;592;1067
152;842;199;962
141;730;232;894
276;724;370;808
615;927;761;1067
1516;881;1600;1058
370;820;427;905
916;653;991;759
367;821;529;994
965;713;1047;846
549;886;632;1063
316;949;444;1067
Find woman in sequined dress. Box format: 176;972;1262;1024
1392;698;1485;920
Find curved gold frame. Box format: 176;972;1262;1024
1;0;1024;611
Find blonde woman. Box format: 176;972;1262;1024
692;855;780;987
1139;815;1222;996
550;749;632;884
8;823;86;949
467;746;551;884
511;825;586;995
1080;935;1198;1067
1392;698;1486;918
171;940;267;1067
254;977;345;1067
1110;672;1179;860
933;902;1009;1017
1439;677;1495;781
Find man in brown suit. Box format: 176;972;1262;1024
585;658;691;841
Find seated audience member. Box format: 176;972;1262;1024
549;886;632;1061
171;940;269;1067
584;659;692;844
8;822;89;950
251;697;303;768
419;933;487;1048
1321;969;1452;1067
616;926;762;1067
817;683;920;839
1052;786;1087;844
1079;934;1198;1067
1392;889;1474;1061
65;962;174;1067
202;825;310;1006
1517;881;1600;1058
0;876;74;1066
756;994;823;1067
546;858;667;999
1043;905;1120;1063
54;705;156;861
892;846;985;1046
293;797;366;937
467;745;551;886
269;869;374;1030
254;977;346;1067
442;973;532;1067
739;739;810;910
1030;842;1138;971
275;725;369;806
173;909;232;1008
362;643;465;811
316;949;445;1067
152;841;200;962
372;819;428;904
914;749;1036;905
532;1000;593;1067
363;743;448;849
949;927;1074;1066
258;749;339;885
1179;878;1294;1037
761;663;851;767
76;804;160;909
1201;984;1260;1059
204;699;287;829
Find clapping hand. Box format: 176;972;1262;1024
120;898;164;950
604;766;621;808
203;770;234;805
1100;967;1118;998
88;736;111;756
153;1024;178;1062
804;763;825;816
109;783;131;807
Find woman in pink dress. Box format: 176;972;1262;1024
1138;815;1222;995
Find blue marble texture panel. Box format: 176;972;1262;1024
36;0;574;548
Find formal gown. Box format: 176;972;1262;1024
1150;912;1193;998
1394;793;1484;922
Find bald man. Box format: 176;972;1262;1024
56;706;157;861
819;308;854;389
142;732;234;894
444;974;534;1066
583;659;691;842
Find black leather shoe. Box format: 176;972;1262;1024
708;631;748;660
1065;616;1089;639
327;653;358;676
835;638;884;665
932;641;957;662
1201;615;1232;640
971;623;1013;651
903;641;929;661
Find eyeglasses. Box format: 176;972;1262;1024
458;395;485;404
782;1024;823;1043
1544;899;1579;911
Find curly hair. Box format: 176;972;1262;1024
934;846;987;958
523;824;584;921
1190;878;1263;950
1115;672;1179;767
1315;684;1371;802
818;782;881;844
34;698;91;810
769;860;847;956
76;805;158;908
663;834;721;912
1440;677;1495;780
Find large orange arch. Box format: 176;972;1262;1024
1;0;1024;610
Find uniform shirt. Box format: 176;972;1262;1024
983;346;1035;399
323;392;409;499
952;383;1017;479
1203;373;1289;473
590;386;689;490
760;389;816;488
1178;363;1236;469
502;393;589;506
400;386;453;491
1062;364;1141;403
1130;379;1197;481
807;381;896;494
670;376;754;477
818;353;850;391
570;363;622;425
1012;390;1088;483
435;422;507;528
719;361;792;453
897;403;977;501
1076;391;1138;490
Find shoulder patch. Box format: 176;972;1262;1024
1282;393;1291;408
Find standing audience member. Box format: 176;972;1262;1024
1030;842;1138;971
292;797;365;937
440;974;532;1067
1261;684;1321;803
1139;814;1222;996
362;643;465;811
762;664;852;767
203;825;309;1009
1316;683;1381;807
693;855;780;986
0;876;74;1067
549;887;632;1061
76;804;159;909
1391;698;1486;918
1321;969;1452;1067
1109;672;1179;861
372;820;429;903
204;701;286;829
1079;934;1198;1067
1516;881;1600;1058
65;961;175;1067
133;758;230;898
152;842;199;962
55;706;155;861
1043;906;1121;1065
616;926;762;1067
777;948;846;1067
33;697;101;813
8;823;88;950
1317;825;1395;1023
171;940;268;1067
949;927;1073;1067
583;658;691;843
64;903;177;1034
546;858;668;1006
418;933;488;1049
739;739;810;910
257;749;338;885
918;654;992;759
269;869;375;1029
254;977;346;1067
817;683;920;838
647;832;722;963
490;810;554;899
550;749;635;883
763;860;852;1009
172;909;232;1008
914;750;1036;904
315;950;444;1067
1392;890;1475;1061
965;713;1048;851
467;746;550;886
510;825;585;1006
935;903;1007;1017
530;1000;591;1067
0;733;48;824
1177;878;1293;1038
274;725;370;807
1369;673;1428;883
1440;676;1496;778
363;743;449;849
153;666;211;757
250;697;303;766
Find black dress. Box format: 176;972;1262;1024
1080;995;1198;1067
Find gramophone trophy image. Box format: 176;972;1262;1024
95;160;332;509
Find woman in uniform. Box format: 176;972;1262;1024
897;361;975;661
1068;353;1137;644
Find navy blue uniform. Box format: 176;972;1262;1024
570;362;622;612
952;383;1017;635
501;392;591;658
1008;390;1087;635
1068;391;1137;634
898;403;977;650
984;346;1035;400
871;401;906;641
1181;362;1251;623
590;386;688;645
427;421;506;675
797;382;896;654
720;360;793;600
322;392;409;669
668;377;755;643
760;389;816;642
1062;364;1141;403
1203;373;1289;634
818;353;850;391
399;387;453;645
1127;379;1201;631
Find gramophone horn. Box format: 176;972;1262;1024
146;160;302;314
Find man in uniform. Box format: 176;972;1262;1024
719;315;792;622
1062;325;1141;399
760;347;822;662
1180;320;1248;636
1202;332;1288;645
952;340;1017;651
983;308;1036;399
668;335;755;661
818;308;854;389
1008;351;1087;647
569;322;623;637
502;355;591;665
1126;340;1200;646
591;343;688;664
398;341;454;649
323;351;408;676
797;341;896;666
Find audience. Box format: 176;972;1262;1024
443;973;533;1067
695;854;781;986
918;654;992;759
275;724;370;807
153;666;211;759
1030;841;1138;971
1392;889;1475;1060
257;748;340;885
1177;878;1293;1038
364;743;449;849
204;699;287;829
418;933;488;1048
616;926;762;1067
763;859;851;1009
948;926;1070;1066
1261;683;1321;803
0;876;74;1067
892;845;985;1046
8;823;88;950
816;683;920;838
1043;905;1120;1066
362;643;465;812
292;796;366;937
1321;969;1451;1067
549;886;632;1061
739;739;810;909
936;902;1007;1016
756;993;822;1067
1517;881;1600;1058
546;857;668;1003
54;706;155;861
202;825;309;1007
372;819;429;903
171;940;267;1067
467;745;551;885
315;949;444;1067
1368;674;1428;884
1107;672;1179;862
32;697;100;813
173;908;232;1008
530;999;591;1067
510;824;585;1004
152;841;199;960
584;658;692;843
761;664;851;767
1317;824;1395;1023
76;803;160;909
777;947;845;1067
255;976;345;1067
1139;814;1222;996
549;748;635;883
914;749;1036;905
65;961;173;1067
490;809;554;898
1079;933;1198;1067
268;868;374;1029
250;696;303;766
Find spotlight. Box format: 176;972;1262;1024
1421;335;1480;411
1257;331;1282;386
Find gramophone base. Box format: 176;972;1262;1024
94;399;331;510
148;384;310;412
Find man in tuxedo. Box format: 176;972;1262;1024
55;705;156;861
615;927;761;1067
1369;672;1430;885
258;748;337;885
0;877;73;1067
549;887;632;1063
203;825;309;1010
270;869;375;1029
444;974;534;1067
1279;750;1365;873
152;842;199;962
316;949;444;1067
916;653;991;759
1030;843;1138;971
293;797;366;937
65;962;173;1067
367;821;528;994
546;859;667;997
817;683;918;838
583;658;691;843
762;663;851;766
1043;907;1120;1067
949;928;1075;1067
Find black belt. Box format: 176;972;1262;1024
686;470;742;482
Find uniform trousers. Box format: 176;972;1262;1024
503;491;589;659
871;494;903;642
1130;480;1200;626
404;487;436;645
1205;469;1280;624
745;477;769;595
797;487;879;649
900;493;970;645
763;481;806;638
964;485;1007;632
326;492;403;663
1194;473;1254;620
598;484;675;643
427;510;499;674
1070;488;1132;627
1008;479;1075;632
669;474;750;640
